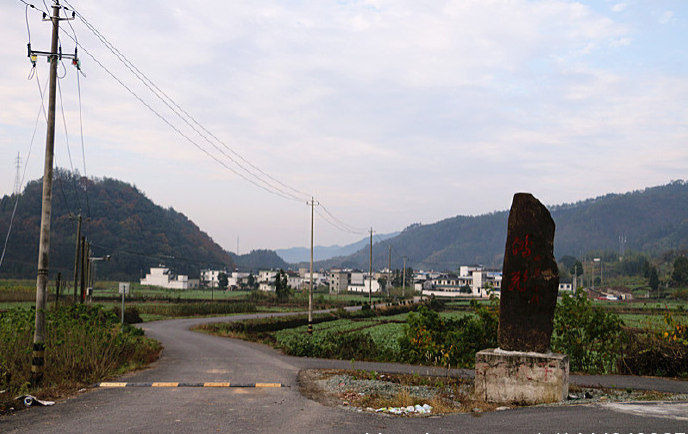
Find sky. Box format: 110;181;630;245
1;0;687;255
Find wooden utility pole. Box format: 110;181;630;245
402;256;407;297
72;213;82;303
55;272;61;305
368;228;373;304
387;245;391;297
307;198;317;335
31;1;61;385
80;237;87;303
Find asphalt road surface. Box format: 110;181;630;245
2;313;687;434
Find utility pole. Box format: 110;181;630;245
80;237;87;303
402;256;407;297
31;1;61;386
307;198;318;335
72;213;82;303
55;272;61;305
368;228;373;304
387;245;391;297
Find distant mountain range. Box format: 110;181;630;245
2;171;687;279
315;181;688;271
275;232;399;264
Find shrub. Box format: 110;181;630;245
398;297;498;368
619;309;688;377
278;330;377;360
111;306;143;324
551;289;623;373
619;330;688;377
136;301;256;317
0;304;160;411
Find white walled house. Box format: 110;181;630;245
200;269;227;288
286;271;302;290
347;276;380;293
422;267;501;298
329;269;351;294
558;283;573;292
228;272;250;289
258;270;278;292
141;267;199;290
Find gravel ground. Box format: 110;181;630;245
299;369;688;417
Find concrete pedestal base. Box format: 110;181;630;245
475;349;569;405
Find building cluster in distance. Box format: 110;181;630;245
140;264;575;297
143;265;573;297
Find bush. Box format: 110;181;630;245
398;297;498;368
619;330;688;377
136;301;256;317
0;304;160;412
619;309;688;377
111;306;143;324
551;289;623;373
278;330;377;360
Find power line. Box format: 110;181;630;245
55;3;368;244
0;68;47;271
60;32;304;202
60;3;310;203
56;77;82;213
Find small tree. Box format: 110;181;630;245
275;269;291;302
649;267;659;292
570;260;583;277
672;256;688;286
247;273;257;290
218;272;228;290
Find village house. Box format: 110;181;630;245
140;267;199;290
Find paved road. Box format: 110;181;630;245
1;313;687;434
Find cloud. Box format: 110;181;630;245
612;3;627;13
659;11;675;25
3;0;687;251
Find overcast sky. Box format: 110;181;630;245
1;0;687;254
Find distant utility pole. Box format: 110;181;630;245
368;228;373;304
31;2;74;386
402;256;407;297
307;198;318;335
387;245;391;297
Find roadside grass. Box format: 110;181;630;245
0;304;161;415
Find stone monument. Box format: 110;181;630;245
475;193;569;404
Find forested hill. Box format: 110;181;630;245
231;249;289;272
0;169;234;280
319;181;688;271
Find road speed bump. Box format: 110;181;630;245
95;382;283;388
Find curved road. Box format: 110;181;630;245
2;313;687;434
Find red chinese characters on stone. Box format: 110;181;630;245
507;233;542;305
508;270;527;292
512;234;533;258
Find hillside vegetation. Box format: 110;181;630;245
320;180;688;270
0;169;234;280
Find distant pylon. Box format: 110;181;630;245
13;152;22;195
619;234;627;259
